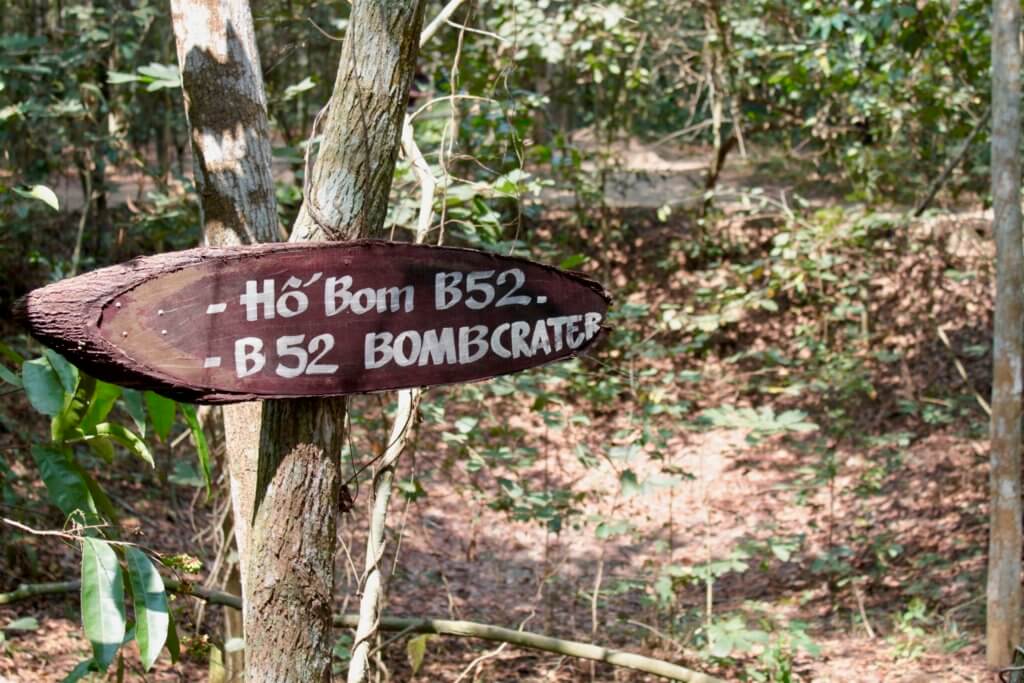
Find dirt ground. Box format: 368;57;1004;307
0;141;1004;682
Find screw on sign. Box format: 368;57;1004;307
15;241;611;403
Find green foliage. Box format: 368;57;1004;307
80;537;125;669
406;634;435;675
124;547;169;671
4;350;208;674
699;405;817;442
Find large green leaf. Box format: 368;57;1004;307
22;357;65;416
81;381;121;432
120;389;147;438
92;423;154;467
53;375;95;442
144;392;175;442
179;405;211;495
80;537;125;669
125;547;168;670
31;445;97;523
43;350;78;395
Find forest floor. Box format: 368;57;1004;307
0;143;1000;682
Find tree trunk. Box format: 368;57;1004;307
244;398;346;681
173;0;426;677
988;0;1023;667
168;1;279;678
290;0;427;243
248;1;426;678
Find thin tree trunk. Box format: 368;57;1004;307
244;398;346;681
173;0;426;678
168;1;279;678
290;0;426;243
988;0;1023;667
248;0;426;680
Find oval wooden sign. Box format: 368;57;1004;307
16;241;610;403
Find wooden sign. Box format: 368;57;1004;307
16;241;610;403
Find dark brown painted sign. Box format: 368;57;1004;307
16;241;610;403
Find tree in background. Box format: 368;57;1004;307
986;0;1022;668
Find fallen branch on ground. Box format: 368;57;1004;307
0;579;723;683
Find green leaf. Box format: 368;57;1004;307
31;445;97;522
137;63;180;85
0;363;22;387
60;660;96;683
0;341;25;366
107;71;142;84
93;423;154;467
4;616;39;631
54;374;95;442
165;610;180;664
144;392;175;442
71;462;119;524
558;253;588;269
120;389;146;437
125;547;168;670
12;184;59;211
283;76;316;101
87;437;115;464
81;381;121;432
43;350;78;395
22;357;65;416
619;469;642;497
180;405;211;495
406;634;434;675
81;537;125;669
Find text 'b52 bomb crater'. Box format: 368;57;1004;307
17;240;611;403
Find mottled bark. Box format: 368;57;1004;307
290;0;428;242
248;0;426;680
170;0;279;558
169;1;278;678
988;0;1023;668
170;0;279;248
244;398;346;682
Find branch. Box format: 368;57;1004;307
335;615;723;683
913;104;990;217
348;79;436;683
420;0;467;47
347;390;421;683
0;580;724;683
0;581;83;606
